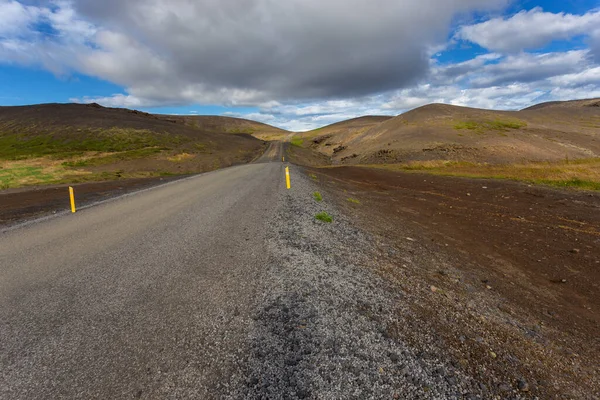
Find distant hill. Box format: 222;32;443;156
522;98;600;111
295;99;600;165
0;103;270;189
169;115;289;141
293;115;393;150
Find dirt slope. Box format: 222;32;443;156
294;116;392;152
0;103;268;188
169;115;289;141
300;99;600;165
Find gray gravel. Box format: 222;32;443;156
231;166;507;400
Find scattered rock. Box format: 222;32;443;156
498;383;512;392
430;285;438;293
569;248;580;254
518;379;530;392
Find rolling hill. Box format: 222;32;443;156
295;99;600;165
0;103;274;189
169;115;290;141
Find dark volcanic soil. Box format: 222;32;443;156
0;176;187;228
308;166;599;398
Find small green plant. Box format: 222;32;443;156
347;198;360;204
313;191;323;202
315;211;333;223
309;173;318;180
454;121;482;131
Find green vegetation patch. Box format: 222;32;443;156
536;178;600;191
347;198;361;204
290;137;304;147
313;191;323;202
454;119;527;134
315;211;333;223
0;128;188;160
0;165;59;189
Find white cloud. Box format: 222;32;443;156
2;0;508;107
548;67;600;87
0;0;42;37
457;8;600;52
469;50;590;87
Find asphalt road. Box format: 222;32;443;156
0;143;286;399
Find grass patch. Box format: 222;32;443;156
454;119;527;134
313;191;323;202
0;158;91;189
347;197;361;204
315;211;333;223
0;128;187;160
62;147;163;168
364;158;600;191
290;137;304;147
309;173;318;181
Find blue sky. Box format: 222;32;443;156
1;0;599;131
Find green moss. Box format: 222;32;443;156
536;178;600;191
291;137;304;147
0;129;188;160
454;119;527;133
0;165;58;188
313;191;323;202
315;211;333;223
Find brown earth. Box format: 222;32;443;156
297;98;600;165
308;165;599;398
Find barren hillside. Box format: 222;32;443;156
296;99;600;164
169;115;289;141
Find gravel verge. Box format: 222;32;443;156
229;166;514;400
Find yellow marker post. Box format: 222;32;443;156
69;186;76;213
285;166;291;189
282;156;285;162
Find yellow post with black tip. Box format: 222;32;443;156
69;186;76;213
285;167;291;189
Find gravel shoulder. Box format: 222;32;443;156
234;165;522;399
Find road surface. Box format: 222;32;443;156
1;144;288;398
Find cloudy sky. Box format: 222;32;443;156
1;0;599;131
